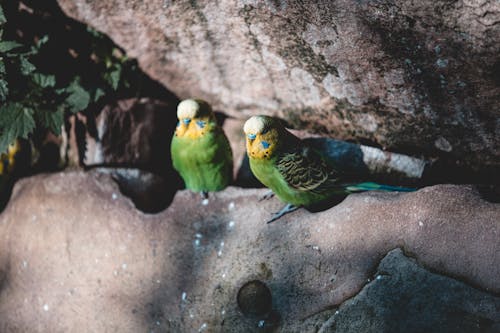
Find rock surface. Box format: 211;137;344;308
319;249;500;333
56;0;500;171
0;172;498;332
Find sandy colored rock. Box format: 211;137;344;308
56;0;500;171
0;172;498;332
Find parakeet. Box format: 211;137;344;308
0;139;24;207
243;115;414;223
171;98;233;198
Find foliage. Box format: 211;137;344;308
0;3;139;154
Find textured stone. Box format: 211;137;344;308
0;172;498;332
56;0;500;171
318;249;500;333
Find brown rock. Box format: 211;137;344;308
56;0;500;171
0;172;498;332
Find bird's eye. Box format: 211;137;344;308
196;120;206;128
261;128;268;135
247;133;256;140
183;118;191;125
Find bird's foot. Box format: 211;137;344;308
200;191;209;200
259;190;275;202
266;203;299;224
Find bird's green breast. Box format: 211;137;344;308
249;156;326;206
171;130;232;192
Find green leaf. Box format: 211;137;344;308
0;78;7;101
65;79;90;113
0;41;22;53
20;57;36;75
93;87;105;102
109;66;121;90
36;35;49;49
0;58;5;74
32;73;56;87
0;5;6;26
38;108;64;136
0;103;35;153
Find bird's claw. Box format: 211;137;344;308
266;203;299;224
259;190;275;202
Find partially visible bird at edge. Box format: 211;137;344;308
171;98;233;199
243;115;415;223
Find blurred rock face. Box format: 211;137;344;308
0;172;498;332
57;0;500;171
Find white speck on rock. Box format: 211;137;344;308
419;221;424;227
436;58;448;68
258;320;266;328
198;323;207;332
228;202;235;210
122;263;127;270
290;67;321;105
195;233;203;239
228;221;235;229
376;275;383;280
43;304;49;311
262;47;287;71
322;73;345;99
357;113;378;133
22;260;28;268
181;292;187;301
194;239;201;247
112;193;118;200
434;136;452;152
201;199;209;206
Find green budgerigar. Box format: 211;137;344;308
171;99;233;198
243;115;414;223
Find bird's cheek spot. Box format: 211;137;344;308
261;141;270;149
196;120;206;129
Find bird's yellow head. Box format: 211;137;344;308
175;99;215;139
243;116;282;160
0;139;21;175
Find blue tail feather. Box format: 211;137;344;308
345;182;416;193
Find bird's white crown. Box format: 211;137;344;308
244;116;266;134
177;99;199;119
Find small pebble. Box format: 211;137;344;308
112;193;118;200
181;292;187;301
202;199;209;206
228;202;235;210
43;304;49;311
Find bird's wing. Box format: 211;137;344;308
276;146;339;193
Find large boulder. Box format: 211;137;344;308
0;172;498;332
56;0;500;171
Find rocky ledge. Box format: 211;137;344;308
0;171;498;332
